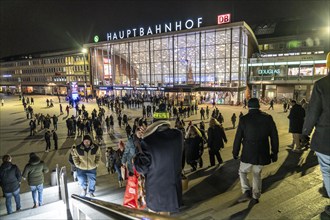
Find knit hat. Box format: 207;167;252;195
248;98;260;109
83;134;93;142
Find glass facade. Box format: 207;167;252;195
90;23;251;101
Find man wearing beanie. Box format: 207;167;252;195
71;134;101;197
233;98;279;206
134;103;183;215
301;52;330;216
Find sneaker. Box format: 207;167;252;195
16;209;21;212
88;192;95;197
45;150;49;152
80;189;87;197
32;204;38;208
237;190;252;203
325;205;330;216
248;198;259;208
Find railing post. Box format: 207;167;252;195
56;164;61;200
60;166;73;220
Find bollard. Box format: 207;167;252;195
50;169;57;186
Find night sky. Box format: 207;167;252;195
1;0;329;58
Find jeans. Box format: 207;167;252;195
239;162;263;199
30;184;43;206
76;168;97;193
4;188;21;214
114;164;123;181
316;152;330;197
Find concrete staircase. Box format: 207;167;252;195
1;149;329;220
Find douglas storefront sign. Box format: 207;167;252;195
106;17;203;41
258;69;281;75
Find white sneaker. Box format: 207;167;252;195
80;189;87;196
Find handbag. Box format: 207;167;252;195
123;169;146;209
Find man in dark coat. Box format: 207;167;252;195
52;130;58;150
207;117;227;166
0;155;22;214
44;130;51;152
233;98;279;206
287;99;305;152
301;52;330;216
22;153;49;208
134;104;183;214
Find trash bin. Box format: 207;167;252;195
50;169;57;186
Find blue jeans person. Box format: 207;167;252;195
76;168;97;193
30;184;43;206
4;188;21;214
316;152;330;197
114;164;123;181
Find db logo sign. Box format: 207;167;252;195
218;13;231;25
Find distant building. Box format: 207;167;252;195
248;18;329;101
0;49;91;96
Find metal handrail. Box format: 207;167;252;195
59;166;73;220
71;194;179;220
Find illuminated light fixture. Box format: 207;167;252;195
94;35;99;43
287;61;300;65
300;61;314;65
314;60;326;64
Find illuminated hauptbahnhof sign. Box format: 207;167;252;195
106;17;203;41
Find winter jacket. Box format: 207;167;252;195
134;120;183;213
207;123;227;151
233;109;279;165
22;156;49;186
0;162;22;193
185;136;203;164
302;75;330;155
71;142;101;170
288;104;305;133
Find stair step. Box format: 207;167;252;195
0;200;67;220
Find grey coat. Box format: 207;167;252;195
302;75;330;155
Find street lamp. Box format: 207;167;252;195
82;48;88;102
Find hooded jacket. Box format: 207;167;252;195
0;161;22;193
134;120;183;213
22;155;49;186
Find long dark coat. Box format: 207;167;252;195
233;109;279;165
134;121;183;213
288;104;305;133
185;136;203;164
302;75;330;155
207;124;227;151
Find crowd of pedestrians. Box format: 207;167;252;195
1;52;330;218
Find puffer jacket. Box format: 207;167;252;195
22;156;49;186
71;142;101;170
0;162;22;193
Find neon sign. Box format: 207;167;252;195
217;13;231;25
107;17;203;41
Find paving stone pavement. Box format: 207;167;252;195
0;94;329;219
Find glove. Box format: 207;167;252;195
233;155;239;160
270;154;278;163
300;135;310;145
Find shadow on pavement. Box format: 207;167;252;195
181;159;240;211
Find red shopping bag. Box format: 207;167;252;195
123;170;146;209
